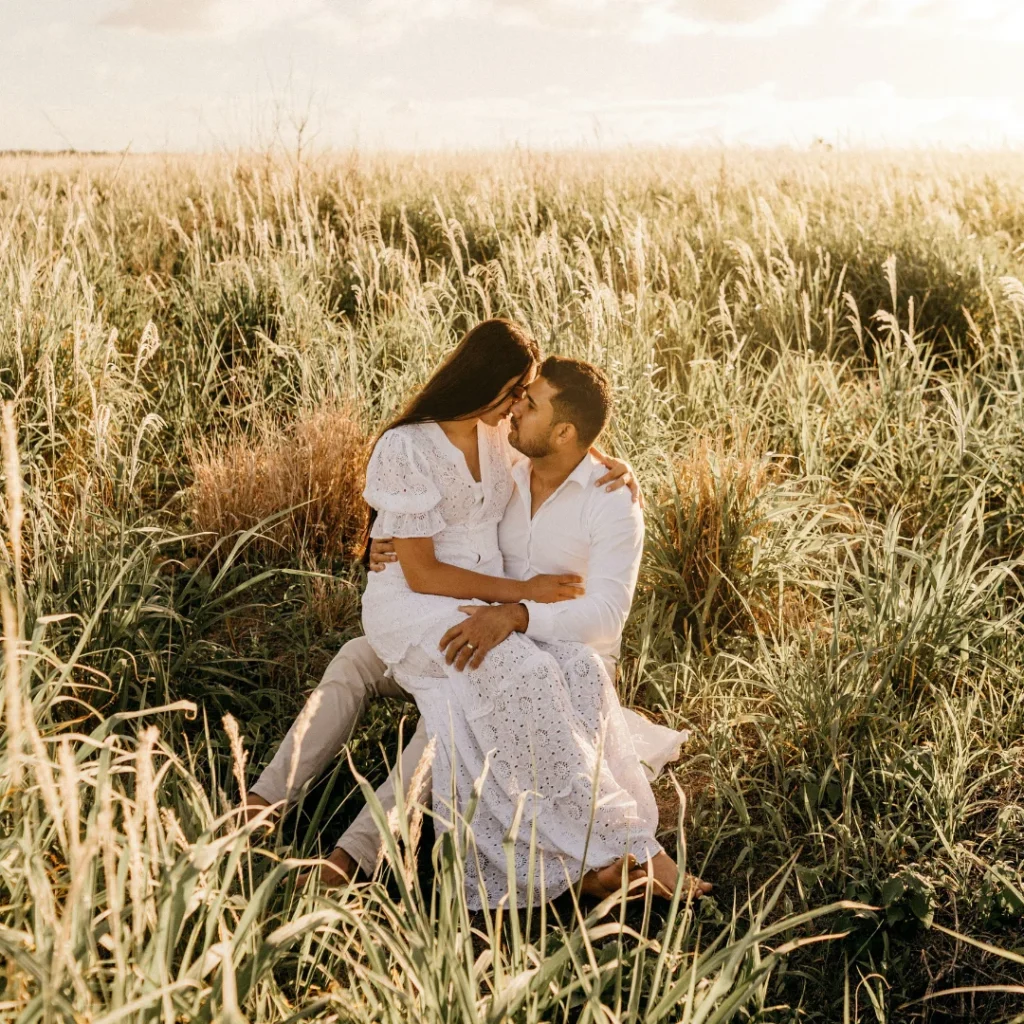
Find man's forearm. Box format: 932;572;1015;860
520;590;629;647
509;602;530;632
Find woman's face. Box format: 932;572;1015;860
476;363;539;426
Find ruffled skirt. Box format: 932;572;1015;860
379;611;673;910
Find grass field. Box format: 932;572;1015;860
1;148;1023;1022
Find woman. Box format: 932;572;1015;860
362;318;703;908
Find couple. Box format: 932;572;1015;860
246;319;710;907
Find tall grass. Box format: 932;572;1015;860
1;148;1023;1021
188;406;369;564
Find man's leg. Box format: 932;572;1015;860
248;636;404;809
335;717;430;874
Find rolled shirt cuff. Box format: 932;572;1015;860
521;600;556;642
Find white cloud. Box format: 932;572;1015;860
670;0;811;22
97;0;1024;46
101;0;214;33
95;0;832;42
16;0;1017;153
843;0;1024;38
100;0;322;36
99;0;469;47
479;0;827;33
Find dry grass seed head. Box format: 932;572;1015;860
188;406;369;564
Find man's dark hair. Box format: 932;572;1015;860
539;356;612;447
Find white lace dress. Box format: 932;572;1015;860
362;421;664;909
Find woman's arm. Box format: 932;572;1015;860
590;446;643;506
393;537;584;604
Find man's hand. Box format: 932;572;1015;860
439;604;529;671
369;537;398;572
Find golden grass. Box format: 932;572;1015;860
3;149;1023;1021
188;407;369;563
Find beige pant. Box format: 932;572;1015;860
249;636;428;873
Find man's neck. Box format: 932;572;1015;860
528;447;589;509
530;447;588;488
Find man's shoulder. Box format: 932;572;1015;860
580;458;644;527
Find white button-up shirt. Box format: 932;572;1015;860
497;452;645;667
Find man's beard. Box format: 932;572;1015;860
509;421;553;459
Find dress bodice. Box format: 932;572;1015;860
365;420;512;568
361;420;514;663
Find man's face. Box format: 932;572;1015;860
478;365;538;427
508;376;561;457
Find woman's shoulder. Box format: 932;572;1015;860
373;422;433;455
364;423;444;506
377;422;424;440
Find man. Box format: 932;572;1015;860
247;356;686;887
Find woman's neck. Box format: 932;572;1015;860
436;417;479;444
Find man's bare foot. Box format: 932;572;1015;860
242;793;275;827
297;847;361;889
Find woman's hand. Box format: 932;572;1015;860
520;573;585;603
590;447;643;507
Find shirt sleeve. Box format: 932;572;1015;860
521;487;644;647
364;428;446;538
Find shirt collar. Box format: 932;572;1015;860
566;453;598;489
511;456;533;492
512;452;596;494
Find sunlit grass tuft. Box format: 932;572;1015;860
188;406;369;564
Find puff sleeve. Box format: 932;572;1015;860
364;428;446;538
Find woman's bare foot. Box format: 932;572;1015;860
581;852;712;901
581;855;646;898
297;847;361;889
631;851;713;900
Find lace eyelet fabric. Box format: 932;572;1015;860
362;421;663;909
362;421;513;665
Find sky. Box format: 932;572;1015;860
2;0;1024;151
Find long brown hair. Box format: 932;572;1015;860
384;318;540;432
361;318;540;558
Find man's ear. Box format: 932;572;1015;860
553;421;577;449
